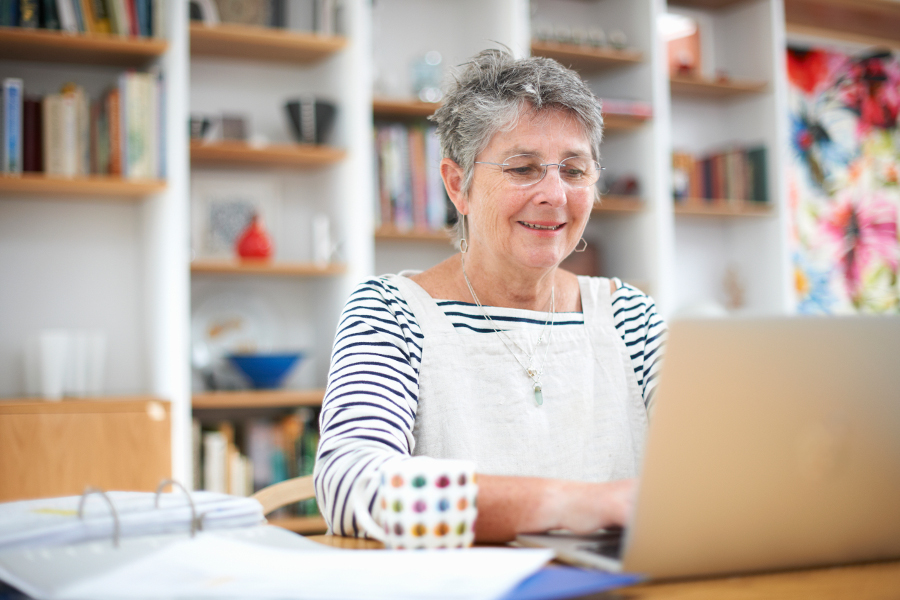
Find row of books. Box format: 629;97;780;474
0;0;165;37
671;146;768;204
1;72;165;179
193;409;320;516
374;122;450;233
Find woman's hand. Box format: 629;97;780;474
551;478;637;534
474;475;638;542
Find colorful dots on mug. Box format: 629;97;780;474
435;522;450;536
394;523;404;536
437;498;450;511
457;498;468;510
412;523;427;537
412;475;427;488
392;500;403;512
458;473;467;486
456;522;467;536
413;500;427;513
436;475;450;488
381;498;387;510
391;475;404;488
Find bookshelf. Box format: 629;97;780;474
0;6;190;488
190;259;347;277
188;22;346;63
783;0;900;50
192;389;325;410
669;75;768;98
373;97;439;119
189;140;346;168
594;195;645;214
0;27;167;66
374;225;453;243
674;202;775;217
0;174;166;198
530;40;643;73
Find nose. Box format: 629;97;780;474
535;164;568;207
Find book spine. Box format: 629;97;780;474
69;0;85;31
0;0;20;26
155;68;164;179
90;0;109;32
22;96;41;172
107;86;121;175
76;85;89;175
55;0;76;31
202;430;227;493
78;0;95;32
407;125;428;230
40;0;59;28
19;0;39;27
151;0;164;38
59;88;77;176
2;78;23;173
425;125;446;230
391;123;413;231
123;0;137;35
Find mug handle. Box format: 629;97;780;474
351;471;387;543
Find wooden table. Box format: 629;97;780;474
308;536;900;599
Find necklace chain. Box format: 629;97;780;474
460;254;555;405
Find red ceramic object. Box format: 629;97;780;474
236;214;273;259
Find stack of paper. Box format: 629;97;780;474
0;491;264;552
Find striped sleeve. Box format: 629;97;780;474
610;278;668;413
313;277;422;536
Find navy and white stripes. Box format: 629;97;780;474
314;276;666;536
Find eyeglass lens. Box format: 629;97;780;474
499;155;600;187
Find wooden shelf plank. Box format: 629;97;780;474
604;113;650;132
190;140;345;168
0;396;166;415
190;22;345;64
594;195;644;214
374;225;454;243
0;173;165;198
674;200;774;217
667;0;751;8
268;516;327;534
0;26;166;66
531;41;643;73
193;389;325;410
670;75;768;98
190;258;347;276
373;98;440;119
785;0;900;50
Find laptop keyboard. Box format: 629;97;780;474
577;529;624;560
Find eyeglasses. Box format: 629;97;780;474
475;154;603;188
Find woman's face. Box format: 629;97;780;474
461;108;595;274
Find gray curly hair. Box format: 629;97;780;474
430;49;604;243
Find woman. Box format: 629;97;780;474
314;50;666;542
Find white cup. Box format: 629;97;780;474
26;330;70;401
353;457;478;549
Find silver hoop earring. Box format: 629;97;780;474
574;238;588;253
459;215;469;254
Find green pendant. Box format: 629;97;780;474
534;384;543;406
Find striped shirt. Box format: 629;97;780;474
314;275;667;536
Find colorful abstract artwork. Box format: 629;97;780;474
787;47;900;314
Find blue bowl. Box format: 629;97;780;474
226;352;304;389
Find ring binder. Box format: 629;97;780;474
77;487;121;547
154;479;200;537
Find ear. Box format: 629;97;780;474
441;158;469;216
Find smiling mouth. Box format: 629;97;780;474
520;221;563;231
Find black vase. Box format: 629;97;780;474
285;98;337;145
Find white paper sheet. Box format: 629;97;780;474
56;535;552;600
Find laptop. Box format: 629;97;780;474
517;316;900;580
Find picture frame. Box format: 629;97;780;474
191;177;283;259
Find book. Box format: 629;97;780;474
202;429;227;493
89;0;110;32
0;0;20;26
407;124;428;229
55;0;77;31
69;0;85;31
106;85;121;175
747;146;768;203
40;0;59;28
19;0;39;27
425;125;446;231
2;78;23;174
22;96;42;172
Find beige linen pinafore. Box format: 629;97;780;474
390;274;648;482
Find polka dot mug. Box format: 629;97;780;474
353;457;478;549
